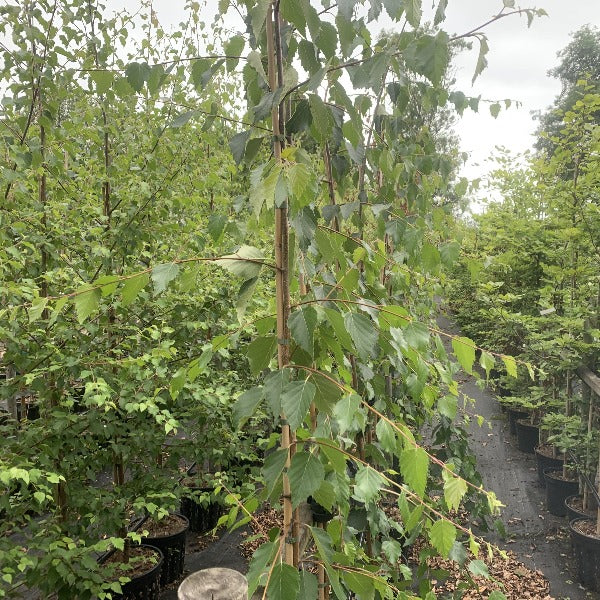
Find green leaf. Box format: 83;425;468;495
422;242;441;272
502;355;518;378
489;102;501;118
382;539;403;564
247;50;268;84
236;277;259;323
309;527;345;600
267;563;300;600
310;372;342;414
229;130;251;165
125;61;150;92
264;369;289;416
333;393;363;433
289;451;325;508
429;519;456;558
246;336;277;375
376;418;397;454
316;21;337;59
298;571;319;600
281;379;316;431
437;395;457;420
488;592;508;600
170;110;196;128
247;541;279;598
249;0;271;39
121;273;149;306
399;446;429;497
443;476;467;511
224;35;245;72
472;35;489;83
215;245;264;279
312;480;336;510
468;559;490;577
73;286;101;324
403;0;422;27
263;448;289;496
434;0;448;25
452;336;476;374
151;263;180;295
308;94;334;143
343;571;375;599
479;351;495;377
286;99;313;134
354;465;386;504
318;439;347;474
280;0;306;34
233;386;264;427
344;312;378;359
289;306;318;356
90;70;114;94
28;297;48;322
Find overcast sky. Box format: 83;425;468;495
114;0;600;191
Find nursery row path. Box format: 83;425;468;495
437;306;595;600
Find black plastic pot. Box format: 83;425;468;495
544;468;579;516
309;497;334;523
565;495;597;523
101;544;163;600
141;513;189;586
507;408;529;435
180;488;223;533
570;518;600;591
534;446;564;486
515;419;539;454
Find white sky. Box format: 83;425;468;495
113;0;600;189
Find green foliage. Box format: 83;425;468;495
0;0;550;597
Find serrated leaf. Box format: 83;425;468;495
289;451;325;508
263;448;289;496
429;519;456;557
452;336;476;374
403;0;422;27
229;130;251;165
468;559;490;577
246;336;277;376
298;571;318;600
399;446;428;498
489;103;501;118
90;70;114;94
333;393;363;433
121;273;149;306
443;476;467;511
354;464;386;504
479;351;495;377
376;419;397;454
281;379;316;431
344;312;378;359
472;35;489;83
170;110;196;128
312;479;336;511
28;297;48;322
502;355;518;378
125;61;150;92
224;34;245;72
214;245;264;279
74;286;101;324
308;94;334;142
289;306;317;356
318;439;347;474
232;386;264;427
247;541;279;597
151;262;180;295
247;49;268;84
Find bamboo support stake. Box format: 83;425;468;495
266;3;294;567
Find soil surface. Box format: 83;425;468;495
142;513;188;538
103;545;161;580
